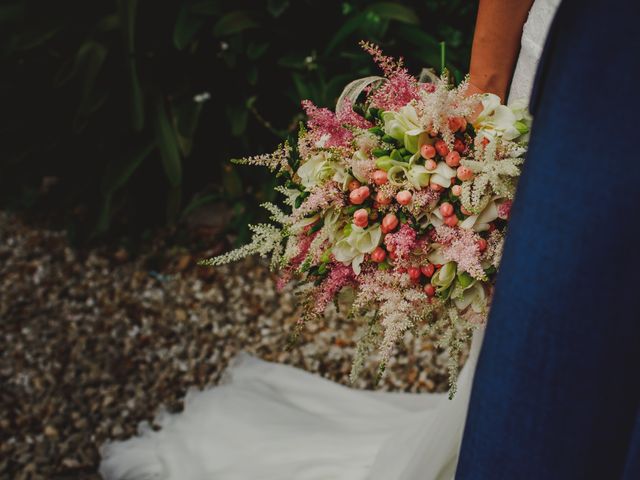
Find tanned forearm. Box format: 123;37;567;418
469;0;535;101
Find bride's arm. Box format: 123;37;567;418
469;0;535;101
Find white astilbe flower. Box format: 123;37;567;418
200;224;285;269
416;75;479;146
352;270;431;376
260;202;291;225
274;185;300;208
460;138;523;213
282;235;301;266
232;142;292;174
304;227;330;264
482;230;505;269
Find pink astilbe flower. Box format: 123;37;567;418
277;230;318;290
360;41;424;111
384;223;417;261
314;262;355;314
293;182;344;220
349;156;376;184
353;268;430;366
482;230;505;269
497;200;513;219
302;100;370;149
435;225;485;280
409;188;441;214
337;102;372;130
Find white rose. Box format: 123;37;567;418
454;282;486;313
381;105;425;153
333;224;382;275
475;94;523;141
296;152;334;189
459;199;499;232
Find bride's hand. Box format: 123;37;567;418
469;0;535;103
465;81;487;122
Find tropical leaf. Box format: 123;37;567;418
366;2;419;25
118;0;144;132
213;11;258;37
173;6;205;50
101;141;155;195
189;0;221;15
267;0;290;18
324;12;366;55
153;96;183;188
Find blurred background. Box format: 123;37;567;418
0;0;477;478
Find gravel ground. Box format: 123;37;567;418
0;211;458;479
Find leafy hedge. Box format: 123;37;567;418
0;0;477;242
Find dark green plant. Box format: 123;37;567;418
0;0;476;243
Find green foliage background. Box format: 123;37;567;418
0;0;477;243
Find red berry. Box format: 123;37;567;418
445;151;461;168
408;266;421;282
454;138;466;153
371;246;387;263
420;144;436;159
396;190;413;206
439;202;454;217
457;166;474;181
477;238;488;252
444;215;458;227
353;209;369;228
381;213;399;233
372;170;388;185
376;192;391;205
424;284;436;297
421;264;435;277
435;139;450;157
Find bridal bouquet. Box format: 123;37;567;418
202;42;531;392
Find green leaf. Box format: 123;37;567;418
324;12;366;55
213;11;258;37
173;6;205;50
153;96;183;188
515;121;529;134
0;3;24;23
181;193;222;219
166;185;182;225
75;41;108;118
96;14;120;32
395;24;439;49
95;142;153;236
225;103;248;137
247;65;258;85
247;41;269;60
222;165;243;199
267;0;290;18
189;0;221;15
174;98;204;157
11;25;62;51
118;0;144;131
366;2;419;25
457;271;474;289
101;141;155;195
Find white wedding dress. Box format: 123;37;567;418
99;2;560;479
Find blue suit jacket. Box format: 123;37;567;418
456;0;640;478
